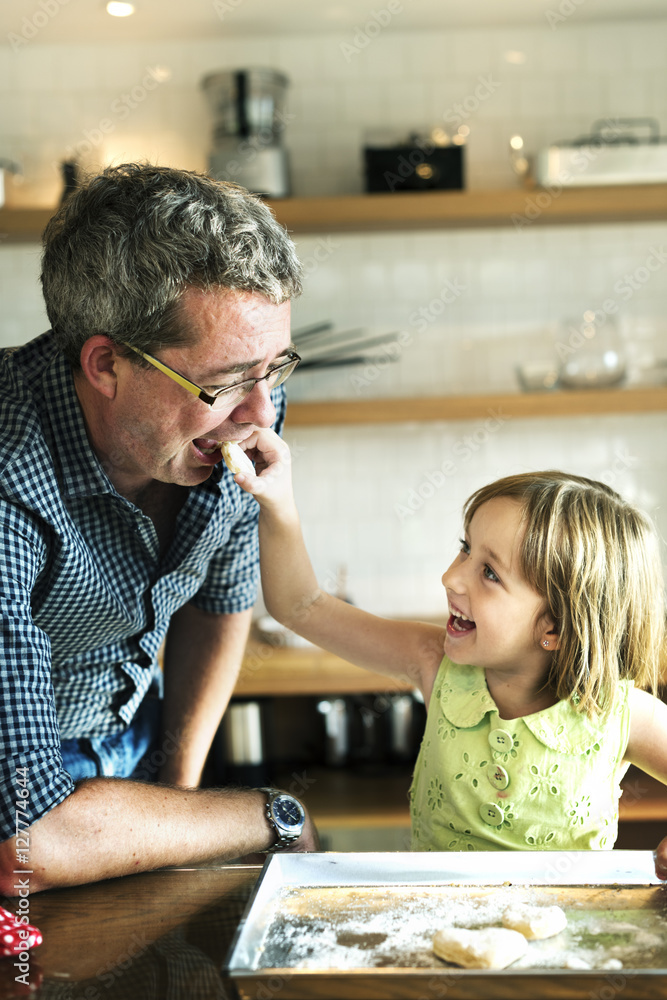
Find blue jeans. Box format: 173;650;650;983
60;696;162;782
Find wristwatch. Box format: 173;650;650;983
259;787;306;851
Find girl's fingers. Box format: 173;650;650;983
230;428;294;509
235;458;292;502
242;426;289;461
654;839;667;879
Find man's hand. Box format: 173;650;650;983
286;809;320;853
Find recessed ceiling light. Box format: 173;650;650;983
106;2;136;16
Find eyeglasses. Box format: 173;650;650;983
121;343;301;409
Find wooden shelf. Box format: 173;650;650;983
285;385;667;428
0;206;53;243
2;183;667;242
234;641;414;698
267;184;667;233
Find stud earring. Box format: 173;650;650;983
543;640;549;647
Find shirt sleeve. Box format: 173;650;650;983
0;499;75;842
191;385;287;616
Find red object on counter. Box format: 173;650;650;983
0;906;42;956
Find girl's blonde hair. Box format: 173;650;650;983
463;471;665;717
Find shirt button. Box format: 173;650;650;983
487;763;509;790
488;728;513;752
479;802;504;827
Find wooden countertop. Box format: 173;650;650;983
275;765;414;830
234;641;415;697
280;765;667;831
5;864;260;999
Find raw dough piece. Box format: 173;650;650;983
502;903;567;940
221;441;255;476
563;955;591;970
433;926;527;970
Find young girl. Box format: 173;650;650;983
233;429;667;857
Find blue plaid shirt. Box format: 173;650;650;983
0;332;284;841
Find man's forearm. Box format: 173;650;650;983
160;605;253;787
0;778;281;894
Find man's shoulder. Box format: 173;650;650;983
0;334;60;502
0;331;59;404
0;330;59;378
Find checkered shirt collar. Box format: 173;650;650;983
42;350;116;501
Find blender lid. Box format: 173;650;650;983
201;67;290;142
201;67;289;91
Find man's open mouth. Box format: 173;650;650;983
192;438;222;462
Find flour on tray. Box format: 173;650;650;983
253;884;667;973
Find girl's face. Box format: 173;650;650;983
441;496;550;675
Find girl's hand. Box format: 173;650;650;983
654;836;667;880
233;428;296;514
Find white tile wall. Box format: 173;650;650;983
1;18;666;614
284;412;667;617
288;221;667;404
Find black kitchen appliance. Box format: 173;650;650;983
364;136;464;193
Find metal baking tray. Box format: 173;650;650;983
226;851;667;999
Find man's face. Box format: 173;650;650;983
109;286;292;488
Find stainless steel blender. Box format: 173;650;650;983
201;68;291;198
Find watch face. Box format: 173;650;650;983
272;795;305;833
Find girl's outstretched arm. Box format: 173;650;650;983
234;428;445;699
624;687;667;880
625;687;667;780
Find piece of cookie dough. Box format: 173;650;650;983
221;441;255;476
502;903;567;940
433;926;527;970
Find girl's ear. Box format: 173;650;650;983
540;632;561;651
539;614;561;651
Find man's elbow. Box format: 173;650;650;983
0;800;74;895
0;837;24;896
0;833;56;895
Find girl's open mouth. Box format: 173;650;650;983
447;610;476;635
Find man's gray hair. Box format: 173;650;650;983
41;162;303;367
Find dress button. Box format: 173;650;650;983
487;763;509;790
479;802;504;827
488;728;513;752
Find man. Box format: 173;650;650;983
0;163;317;893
